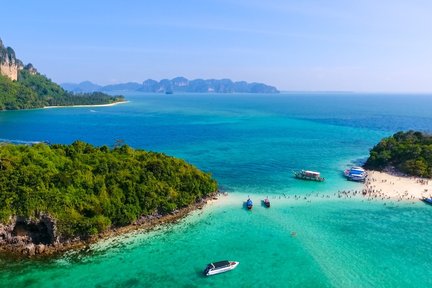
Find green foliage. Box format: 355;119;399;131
0;71;124;110
0;74;43;109
0;142;217;238
364;131;432;177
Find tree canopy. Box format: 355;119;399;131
364;131;432;178
0;142;217;238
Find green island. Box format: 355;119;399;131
0;38;124;110
364;130;432;178
0;141;217;256
0;38;216;258
0;70;124;110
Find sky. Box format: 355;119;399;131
1;0;432;92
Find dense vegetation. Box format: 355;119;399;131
0;70;124;110
364;131;432;177
0;73;42;109
0;142;217;238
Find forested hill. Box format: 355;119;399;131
0;141;217;238
0;70;124;110
364;131;432;178
0;38;124;110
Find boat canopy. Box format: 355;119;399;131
210;261;230;269
304;170;320;176
349;167;365;174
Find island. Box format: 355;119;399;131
361;130;432;201
0;141;218;257
0;38;124;110
364;130;432;178
61;76;280;94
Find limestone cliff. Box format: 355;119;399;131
0;38;24;81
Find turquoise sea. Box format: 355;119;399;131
1;93;432;287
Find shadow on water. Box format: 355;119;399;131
195;267;207;279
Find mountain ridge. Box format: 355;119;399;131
61;77;279;94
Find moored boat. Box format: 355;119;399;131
421;197;432;205
203;260;239;276
344;166;367;182
263;197;270;208
246;198;253;210
294;170;324;182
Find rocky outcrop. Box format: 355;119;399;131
0;38;23;81
24;63;37;75
0;213;57;256
0;191;219;258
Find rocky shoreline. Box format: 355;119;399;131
0;192;219;259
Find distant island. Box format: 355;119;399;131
0;38;124;110
364;131;432;178
0;141;218;256
61;77;280;94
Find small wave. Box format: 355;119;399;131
0;138;44;145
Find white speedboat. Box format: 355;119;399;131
203;260;239;276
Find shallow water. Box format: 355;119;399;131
0;93;432;287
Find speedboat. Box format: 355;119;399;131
344;166;367;182
263;197;270;208
421;197;432;205
203;260;239;276
246;198;253;210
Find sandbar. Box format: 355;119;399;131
364;170;432;201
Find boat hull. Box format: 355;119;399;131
294;174;324;182
204;261;239;276
421;198;432;205
344;167;367;182
346;175;367;182
293;170;324;182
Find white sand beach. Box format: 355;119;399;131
43;101;129;109
364;170;432;200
